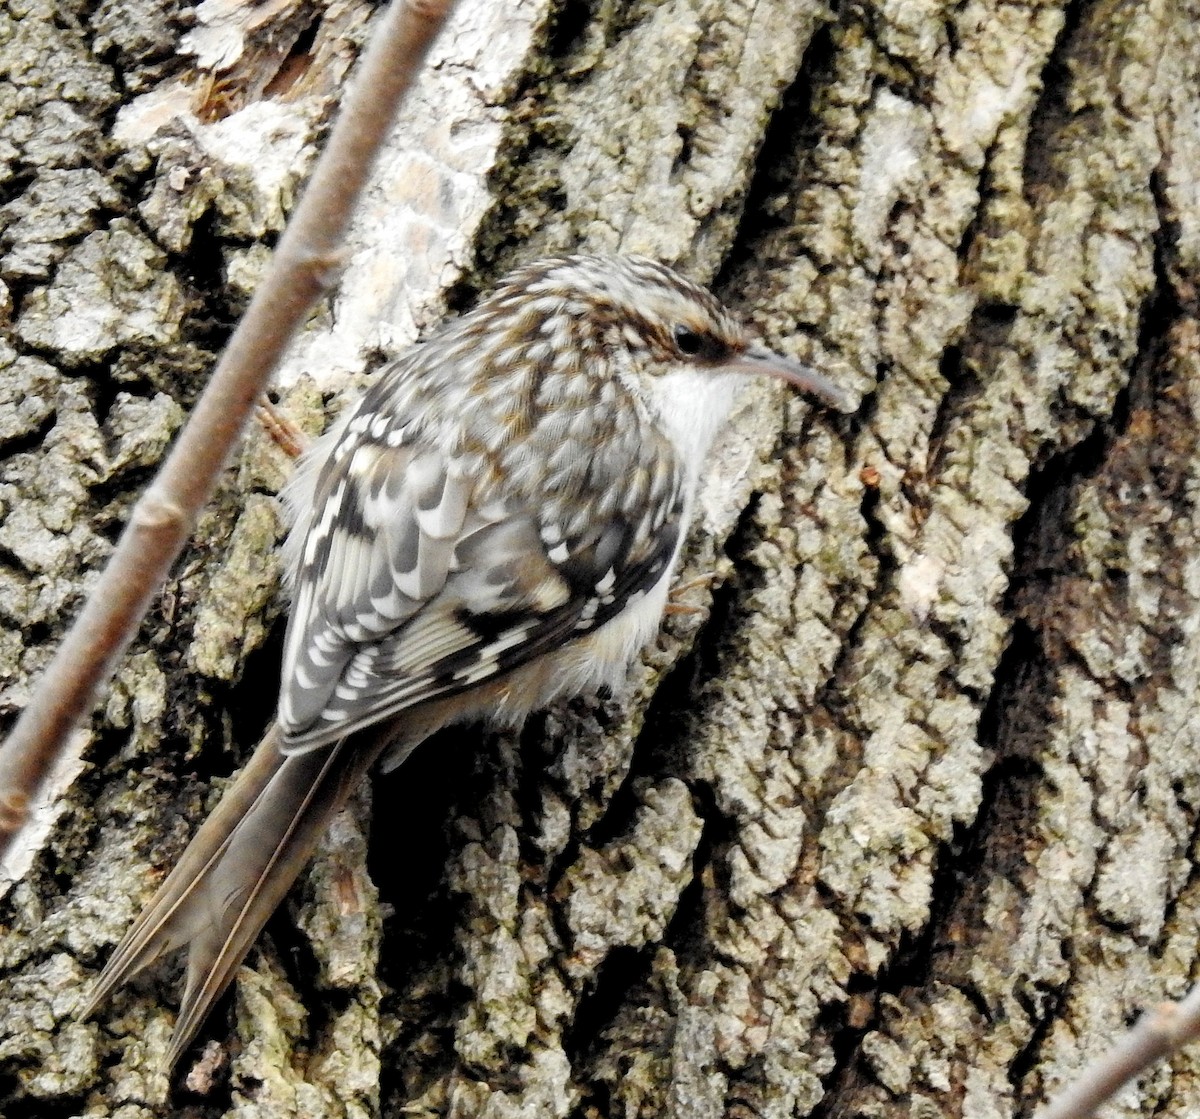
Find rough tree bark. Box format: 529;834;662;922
1;0;1197;1116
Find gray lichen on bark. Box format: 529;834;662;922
2;0;1200;1115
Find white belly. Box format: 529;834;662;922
534;565;675;706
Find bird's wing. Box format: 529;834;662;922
278;393;684;751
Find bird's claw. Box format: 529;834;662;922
256;396;310;459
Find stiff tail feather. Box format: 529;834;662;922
84;722;387;1070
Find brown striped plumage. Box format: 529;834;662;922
85;255;852;1071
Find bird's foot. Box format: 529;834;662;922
664;573;716;616
257;396;310;459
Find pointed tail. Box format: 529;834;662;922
84;723;386;1070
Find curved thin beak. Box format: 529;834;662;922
722;345;855;414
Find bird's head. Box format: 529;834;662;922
447;254;853;482
477;254;851;405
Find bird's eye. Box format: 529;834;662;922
673;325;704;356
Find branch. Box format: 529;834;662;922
0;0;458;862
1035;986;1200;1119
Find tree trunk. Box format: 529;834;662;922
2;0;1198;1116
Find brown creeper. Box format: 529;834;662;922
86;255;851;1068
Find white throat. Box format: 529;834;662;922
644;368;743;483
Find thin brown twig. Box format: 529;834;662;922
0;0;458;862
1035;985;1200;1119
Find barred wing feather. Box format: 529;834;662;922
278;422;683;752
